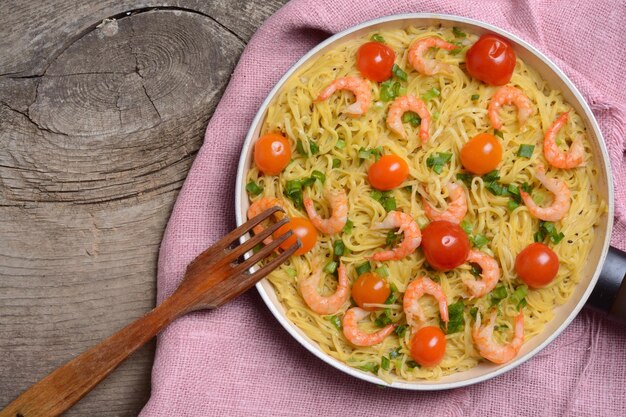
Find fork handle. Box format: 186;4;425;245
0;295;185;417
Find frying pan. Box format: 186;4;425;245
234;14;626;389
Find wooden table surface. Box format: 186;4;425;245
0;1;288;415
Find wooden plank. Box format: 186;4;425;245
0;1;288;416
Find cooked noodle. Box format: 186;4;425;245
245;26;606;382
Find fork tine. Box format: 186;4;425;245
226;217;290;261
209;241;301;308
187;206;284;268
228;229;294;277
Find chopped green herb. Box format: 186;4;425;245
371;190;384;202
494;130;504;139
406;360;419;369
356;261;372;275
469;307;478;319
384;291;397;305
381;356;391;371
358;362;380;374
521;182;532;193
508;184;521;198
470;94;480;101
333;240;346;257
343;219;353;234
309;141;319;155
311;170;325;184
286;267;297;278
283;179;304;208
456;172;473;187
422;87;441;101
371;33;385;43
486;181;510;196
389;346;402;359
470;262;482;277
490;284;508;307
327;315;342;330
426;152;453;174
323;261;338;274
518;144;535;158
358;147;372;161
482;170;501;182
392;64;408;81
245;181;263;196
296;139;307;155
460;220;473;235
301;177;316;187
332;158;341;168
375;266;389;278
335;139;346;149
395;325;408;338
386;230;401;247
452;27;466;38
507;200;521;211
372;146;384;161
510;284;529;310
402;111;422;127
534;221;565;244
382;196;396;212
449;44;464;55
470;233;489;248
446;301;465;334
375;309;393;327
380;80;403;102
390;282;398;293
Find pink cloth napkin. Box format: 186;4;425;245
140;1;626;416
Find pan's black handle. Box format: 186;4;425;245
587;246;626;320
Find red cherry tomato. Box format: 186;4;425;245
352;272;391;311
356;42;395;82
368;155;409;190
515;242;559;288
466;34;516;86
274;217;317;255
254;133;291;175
421;221;471;271
410;326;446;367
460;133;503;175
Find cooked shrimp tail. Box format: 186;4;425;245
488;85;534;130
304;189;348;235
408;37;457;75
300;262;350;315
370;211;422;261
461;250;500;298
386;95;431;143
342;307;396;347
422;182;468;224
520;163;571;221
473;310;524;364
543;112;586;169
403;276;449;327
247;197;287;244
315;76;371;116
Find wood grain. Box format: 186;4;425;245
0;1;287;416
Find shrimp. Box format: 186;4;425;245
473;310;524;364
462;250;500;299
403;276;449;327
386;95;431;144
303;189;348;235
543;112;586;169
370;211;422;262
300;262;350;315
314;76;371;116
342;307;396;347
247;197;287;244
488;85;535;130
520;163;571;221
407;37;457;75
422;182;467;224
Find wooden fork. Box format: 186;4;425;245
0;206;299;417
